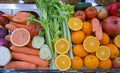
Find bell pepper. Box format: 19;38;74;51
107;2;120;17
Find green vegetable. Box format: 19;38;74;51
74;2;92;11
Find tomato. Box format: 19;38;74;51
74;10;86;21
26;22;41;37
85;6;98;19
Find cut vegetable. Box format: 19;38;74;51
32;36;44;49
0;46;11;66
39;44;52;60
95;25;103;40
91;18;100;32
10;28;30;47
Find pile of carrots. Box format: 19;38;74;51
3;12;50;70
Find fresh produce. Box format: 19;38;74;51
68;17;83;31
10;45;39;56
12;52;49;67
55;55;71;71
0;38;9;47
102;16;120;36
10;22;27;28
114;35;120;48
91;18;100;32
83;36;100;53
0;27;7;38
99;59;112;69
39;44;52;60
10;28;30;47
5;35;10;42
5;23;18;31
97;8;109;20
100;32;110;45
5;61;36;69
95;25;103;40
2;14;14;20
54;38;69;55
0;11;7;26
74;10;86;21
74;2;92;11
107;2;120;17
85;6;98;19
36;66;50;70
71;56;83;70
0;46;11;66
32;36;44;49
96;0;117;5
112;57;120;69
95;46;110;60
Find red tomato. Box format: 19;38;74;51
74;10;86;21
85;6;98;19
26;22;41;37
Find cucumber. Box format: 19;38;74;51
39;44;52;60
74;2;92;11
32;36;44;49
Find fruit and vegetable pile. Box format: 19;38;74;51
0;0;120;72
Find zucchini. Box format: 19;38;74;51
74;2;92;11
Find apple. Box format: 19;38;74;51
112;57;120;69
97;8;108;20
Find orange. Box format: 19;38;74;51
99;58;112;69
54;38;69;55
10;28;30;47
55;55;71;71
106;44;119;58
114;35;120;48
71;31;85;44
96;46;110;60
100;32;110;45
82;21;92;35
83;36;100;53
68;17;83;31
73;44;89;57
71;56;83;70
84;54;99;69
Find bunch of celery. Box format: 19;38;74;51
34;0;74;69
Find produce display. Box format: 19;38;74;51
0;0;120;72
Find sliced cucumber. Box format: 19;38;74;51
39;44;52;60
32;36;44;49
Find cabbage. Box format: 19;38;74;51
0;38;8;48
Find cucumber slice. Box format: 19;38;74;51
32;36;44;49
0;46;11;66
39;44;52;60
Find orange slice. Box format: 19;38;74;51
10;28;30;47
68;17;83;31
83;36;100;53
54;38;69;54
114;35;120;48
55;55;71;71
96;46;110;60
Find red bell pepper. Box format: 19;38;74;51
107;2;120;17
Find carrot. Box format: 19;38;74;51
10;45;39;55
12;52;49;67
95;25;103;40
15;12;29;18
4;61;36;69
36;66;50;70
5;35;10;42
5;24;18;31
12;16;28;24
26;40;33;48
10;21;27;28
91;18;100;32
2;14;14;20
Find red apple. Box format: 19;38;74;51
112;57;120;69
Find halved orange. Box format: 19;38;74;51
68;17;83;31
83;36;100;53
96;46;110;61
54;38;69;54
114;35;120;48
10;28;30;47
55;55;71;71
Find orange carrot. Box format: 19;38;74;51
95;25;103;40
5;24;18;31
5;35;10;42
12;52;49;67
5;61;36;69
10;45;39;56
91;18;100;32
10;22;27;28
26;40;33;48
15;12;29;18
12;16;28;24
2;14;14;20
36;66;50;70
